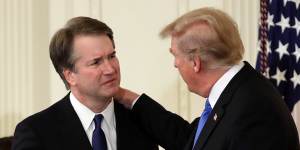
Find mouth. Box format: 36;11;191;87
102;78;117;86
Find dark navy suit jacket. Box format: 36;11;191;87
12;94;158;150
132;62;299;150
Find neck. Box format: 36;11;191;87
71;89;112;113
195;66;230;97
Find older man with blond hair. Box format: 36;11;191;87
116;7;300;150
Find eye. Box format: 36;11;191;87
91;60;99;65
93;60;99;64
109;54;115;59
109;52;116;59
90;58;103;66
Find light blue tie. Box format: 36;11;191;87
193;100;212;147
92;114;107;150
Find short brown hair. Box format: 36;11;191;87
49;16;114;89
160;7;244;69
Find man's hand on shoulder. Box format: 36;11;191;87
114;87;140;109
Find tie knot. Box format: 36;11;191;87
204;100;212;113
94;114;104;128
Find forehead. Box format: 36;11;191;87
171;35;187;55
73;34;113;48
170;36;180;50
73;35;114;57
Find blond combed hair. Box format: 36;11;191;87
160;7;244;69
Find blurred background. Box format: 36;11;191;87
0;0;299;142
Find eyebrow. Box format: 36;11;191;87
90;50;116;62
89;57;102;65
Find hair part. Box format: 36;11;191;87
49;16;115;89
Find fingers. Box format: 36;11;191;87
114;87;140;109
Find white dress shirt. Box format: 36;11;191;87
70;93;117;150
207;62;244;108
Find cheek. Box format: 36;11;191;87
113;59;120;72
83;70;100;81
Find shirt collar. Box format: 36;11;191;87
69;92;115;131
99;98;116;130
208;62;244;108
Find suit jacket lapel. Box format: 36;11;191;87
57;94;92;149
114;101;131;149
193;107;224;150
193;62;253;150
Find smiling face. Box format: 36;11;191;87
65;34;120;102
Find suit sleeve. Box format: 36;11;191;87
12;121;42;150
132;94;195;150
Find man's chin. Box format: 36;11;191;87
102;87;119;98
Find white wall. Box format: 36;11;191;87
0;0;50;137
0;0;265;139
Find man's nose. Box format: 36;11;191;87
174;60;178;68
101;60;115;74
174;64;178;68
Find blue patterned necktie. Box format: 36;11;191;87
193;100;212;147
92;114;107;150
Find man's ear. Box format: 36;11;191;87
63;69;76;86
192;55;201;72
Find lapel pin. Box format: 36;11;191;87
213;113;218;121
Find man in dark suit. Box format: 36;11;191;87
12;17;158;150
116;7;300;150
